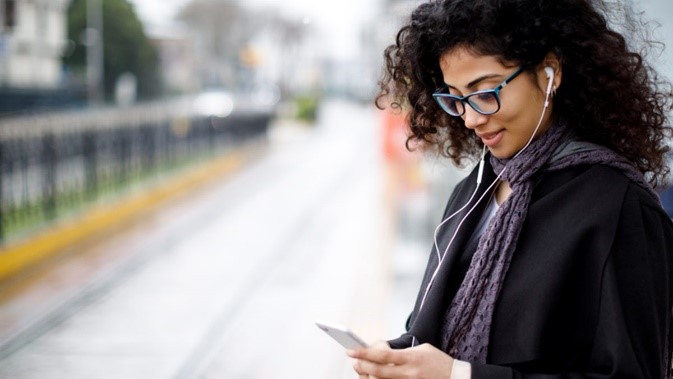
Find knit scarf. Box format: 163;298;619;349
439;120;661;364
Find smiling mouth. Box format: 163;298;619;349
477;130;504;147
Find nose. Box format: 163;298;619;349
463;106;488;129
462;106;489;129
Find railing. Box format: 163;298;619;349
0;95;274;243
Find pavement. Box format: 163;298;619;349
0;99;464;379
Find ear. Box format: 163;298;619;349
537;53;562;94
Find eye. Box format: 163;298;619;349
442;98;460;111
474;92;497;103
434;96;464;116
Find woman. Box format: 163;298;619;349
348;0;673;378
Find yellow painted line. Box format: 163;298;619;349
0;151;251;282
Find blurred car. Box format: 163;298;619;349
193;90;235;118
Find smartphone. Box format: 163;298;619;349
315;321;369;349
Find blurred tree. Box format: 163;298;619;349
64;0;162;101
178;0;256;89
178;0;310;94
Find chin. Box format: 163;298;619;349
488;148;515;160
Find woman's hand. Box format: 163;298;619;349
347;341;454;379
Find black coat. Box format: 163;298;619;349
389;159;673;378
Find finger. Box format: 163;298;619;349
353;360;365;375
347;341;390;359
372;348;406;365
350;346;406;365
354;359;403;379
353;359;377;376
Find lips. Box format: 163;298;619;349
477;130;504;147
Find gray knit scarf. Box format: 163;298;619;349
439;120;664;365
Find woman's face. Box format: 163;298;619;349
438;47;556;159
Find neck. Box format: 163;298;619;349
495;181;512;205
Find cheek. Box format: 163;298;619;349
492;105;524;127
501;91;545;125
501;79;546;113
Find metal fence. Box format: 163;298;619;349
0;96;274;243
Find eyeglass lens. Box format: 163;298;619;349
436;91;500;116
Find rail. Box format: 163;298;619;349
0;94;274;243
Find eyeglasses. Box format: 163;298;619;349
433;68;524;117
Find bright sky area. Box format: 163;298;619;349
128;0;381;60
128;0;672;75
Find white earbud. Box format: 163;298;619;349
544;66;554;107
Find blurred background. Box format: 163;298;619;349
0;0;669;378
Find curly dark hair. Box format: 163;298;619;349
377;0;673;185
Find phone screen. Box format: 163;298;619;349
316;321;368;349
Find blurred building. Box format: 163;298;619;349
0;0;74;115
252;18;319;97
330;0;421;103
0;0;71;88
146;23;198;95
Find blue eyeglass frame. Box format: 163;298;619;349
433;67;524;117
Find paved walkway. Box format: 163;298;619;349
0;99;463;378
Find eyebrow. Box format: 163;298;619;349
445;74;503;91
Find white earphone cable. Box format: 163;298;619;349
410;69;554;347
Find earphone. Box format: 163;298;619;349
544;66;555;108
410;66;556;347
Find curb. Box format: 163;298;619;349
0;149;256;283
